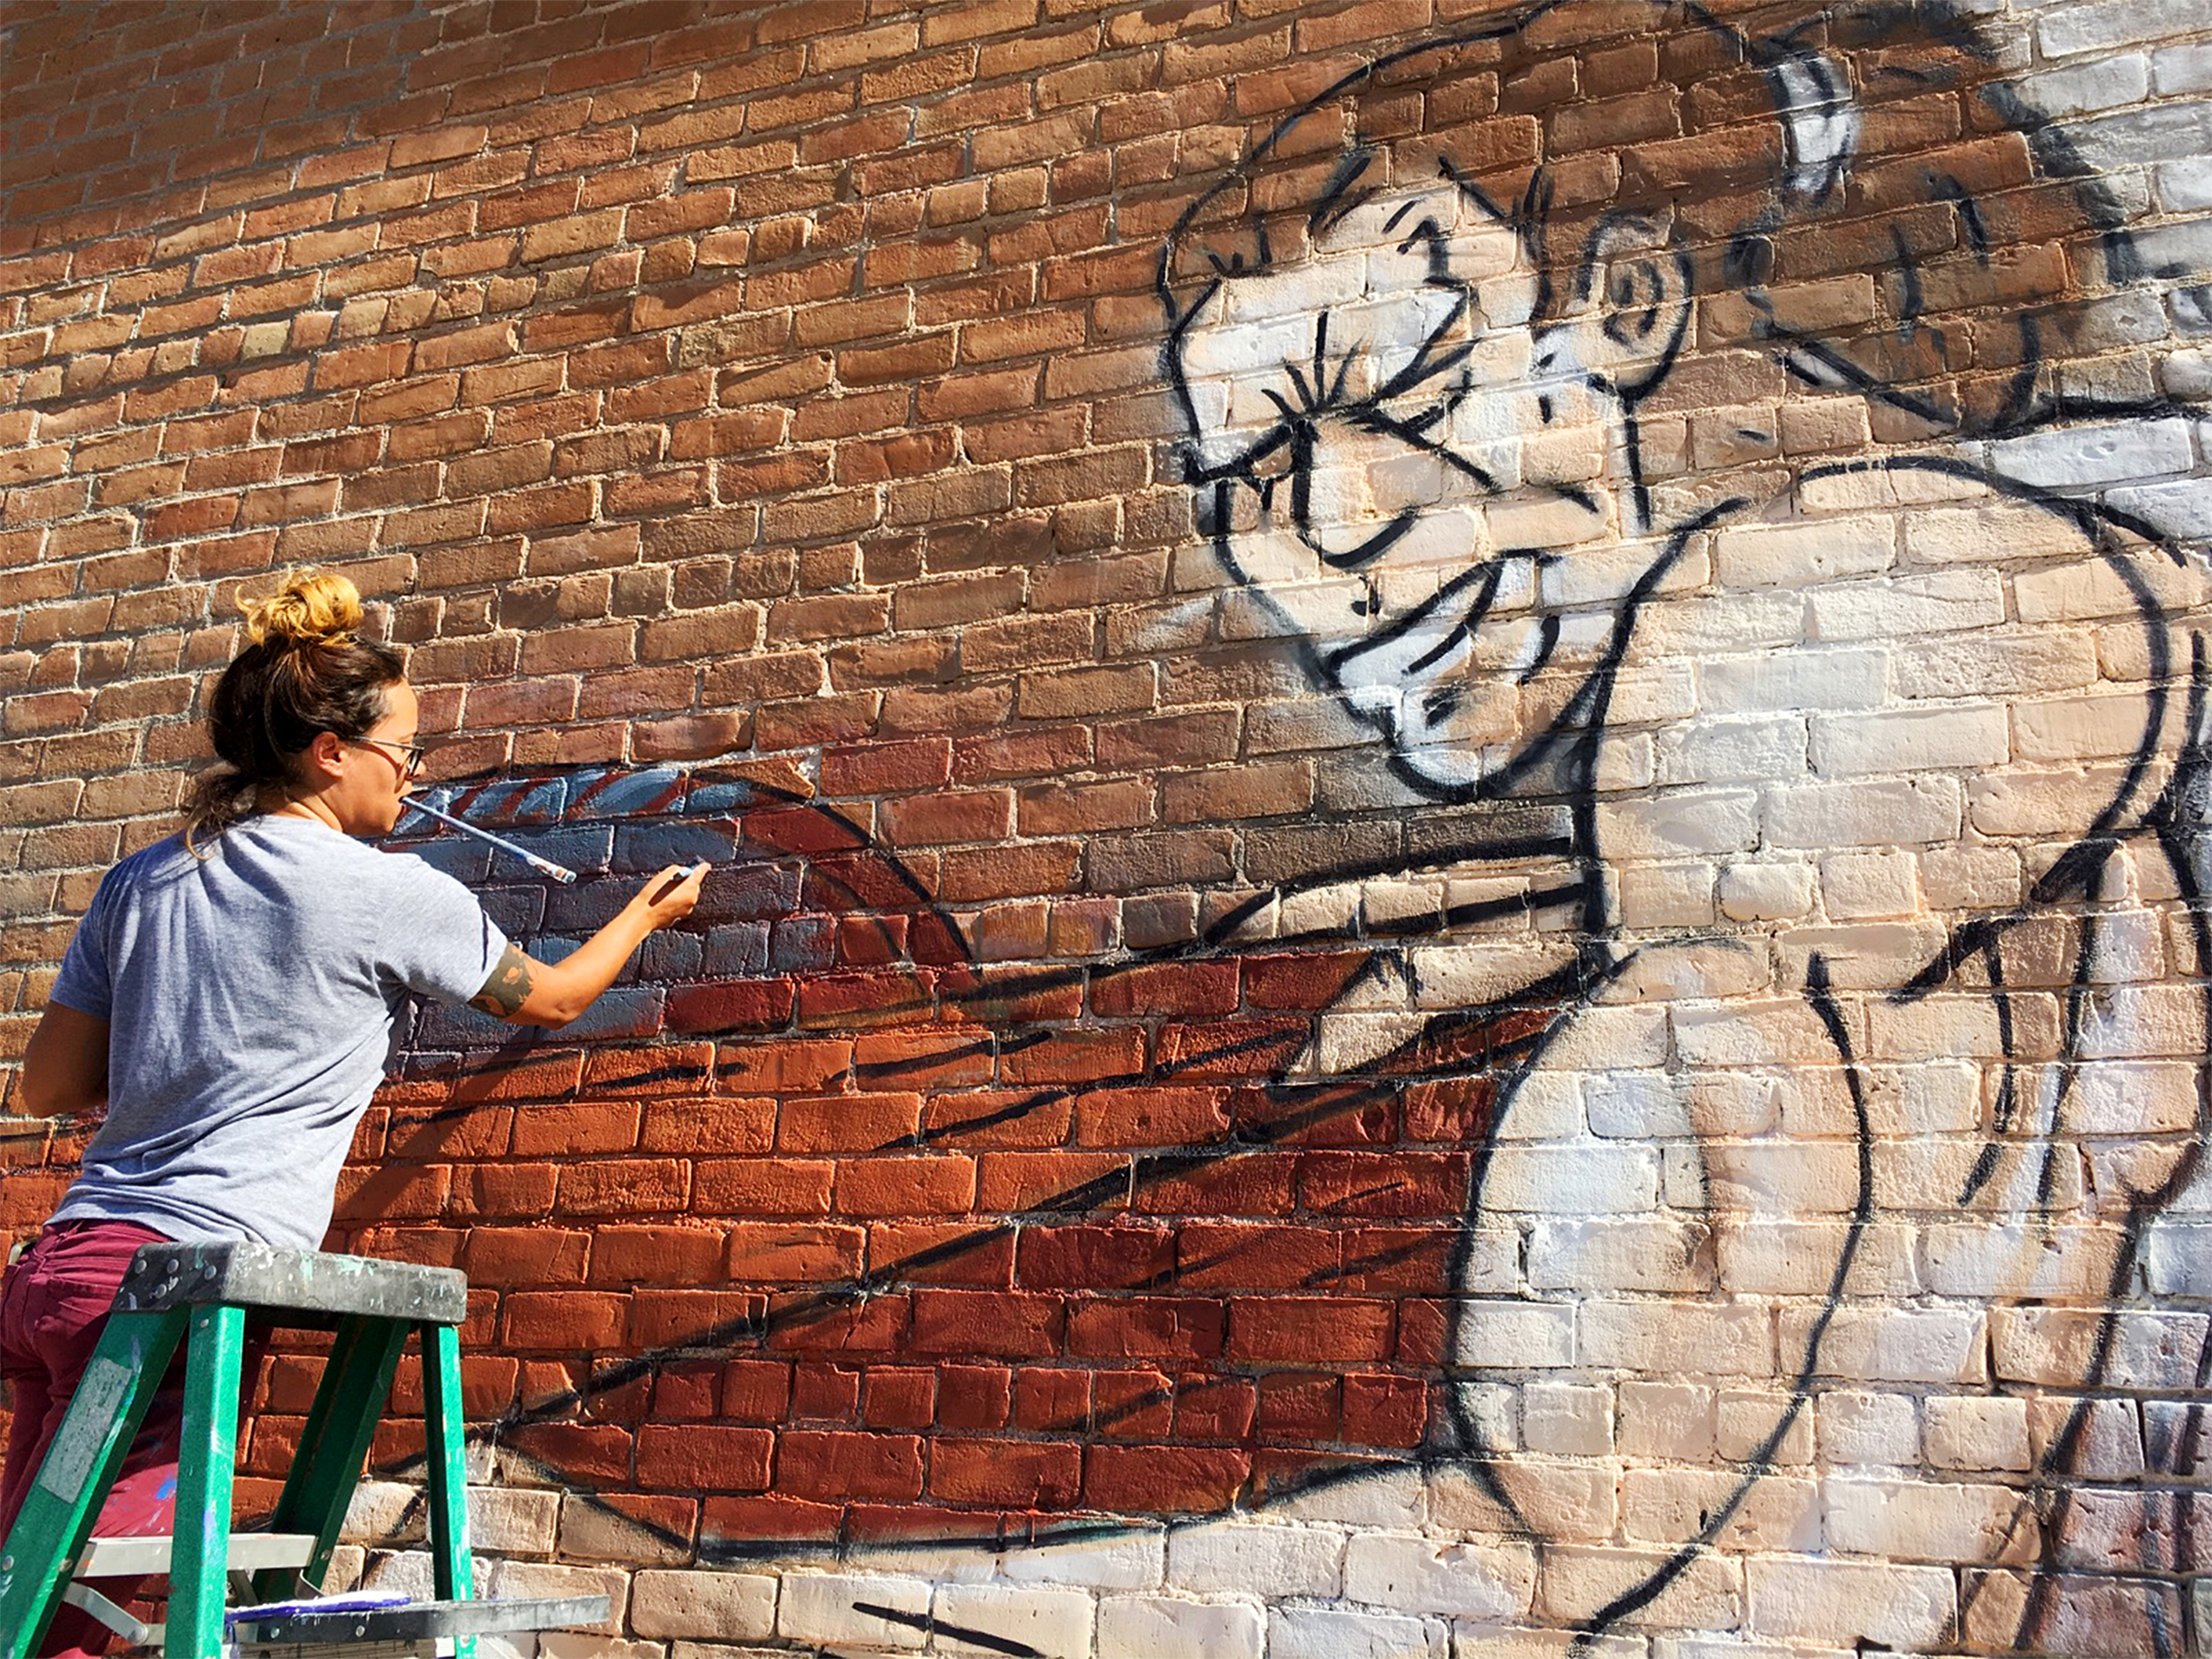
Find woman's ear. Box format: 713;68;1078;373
300;729;347;782
1571;212;1693;400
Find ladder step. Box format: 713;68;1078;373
228;1594;610;1643
76;1530;317;1577
114;1243;467;1324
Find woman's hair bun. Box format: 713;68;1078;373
238;569;363;648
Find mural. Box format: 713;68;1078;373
347;8;2210;1652
2;0;2205;1654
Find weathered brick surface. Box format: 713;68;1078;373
3;2;2209;1655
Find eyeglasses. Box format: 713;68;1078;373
347;735;428;779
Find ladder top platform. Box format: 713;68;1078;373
112;1243;467;1325
229;1595;610;1643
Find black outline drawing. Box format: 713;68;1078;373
337;2;2209;1653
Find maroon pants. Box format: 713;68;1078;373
1;1220;265;1659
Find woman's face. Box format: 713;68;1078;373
327;678;421;837
1173;182;1642;792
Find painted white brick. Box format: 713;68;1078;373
1618;1382;1717;1460
777;1573;928;1649
2154;40;2212;91
1579;1301;1775;1375
1890;631;2099;700
1718;860;1815;922
1712;514;1894;587
1765;776;1963;849
1823;1475;2038;1562
1717;1220;1919;1297
1699;646;1888;714
1521;1382;1614;1455
2019;53;2151;112
1535;1545;1743;1629
1097;1594;1263;1659
1653;714;1808;786
1620;1466;1819;1550
1165;1521;1346;1599
2029;1395;2147;1477
470;1488;560;1556
629;1570;778;1641
1596;790;1761;858
1430;1458;1619;1543
1818;849;1920;919
1783;1306;1988;1383
1992;1306;2210;1389
483;1563;628;1636
2068;101;2212;168
2144;1221;2212;1295
2104;475;2212;540
1267;1605;1444;1659
1715;1388;1813;1463
935;1584;1093;1656
1341;1532;1536;1618
1817;1389;1921;1466
1745;1556;1956;1646
1477;1144;1661;1214
1982;415;2196;489
1528;1218;1716;1295
1807;705;2009;777
1454;1299;1579;1369
1924;1394;2033;1471
537;1638;655;1659
1807;568;2006;641
996;1528;1164;1590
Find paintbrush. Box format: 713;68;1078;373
401;796;580;883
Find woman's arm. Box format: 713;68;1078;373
19;1003;110;1118
470;863;705;1029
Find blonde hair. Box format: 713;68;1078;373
183;570;406;853
238;568;363;649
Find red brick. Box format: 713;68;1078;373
772;1429;924;1501
635;1424;771;1490
1082;1442;1250;1514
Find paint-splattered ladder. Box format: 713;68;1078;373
0;1243;606;1658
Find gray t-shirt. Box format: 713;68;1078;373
47;817;508;1250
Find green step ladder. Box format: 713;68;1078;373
0;1242;605;1657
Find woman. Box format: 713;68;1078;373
1;570;705;1655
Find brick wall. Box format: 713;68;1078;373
3;2;2209;1654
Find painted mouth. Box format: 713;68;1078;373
1325;553;1557;738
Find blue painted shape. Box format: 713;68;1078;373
418;999;513;1048
477;885;547;938
404;838;492;884
578;765;688;819
543;881;630;935
638;931;705;980
520;824;616;876
504;778;571;823
683;778;763;815
690;862;801;924
545;984;665;1041
770;915;833;972
611;819;741;874
701;923;770;976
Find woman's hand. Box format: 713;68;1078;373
629;862;707;929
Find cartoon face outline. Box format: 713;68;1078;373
1167;165;1691;801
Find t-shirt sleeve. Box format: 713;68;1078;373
48;867;116;1018
376;853;512;1006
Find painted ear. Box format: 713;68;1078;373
1574;213;1692;398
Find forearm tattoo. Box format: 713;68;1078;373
469;941;534;1018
